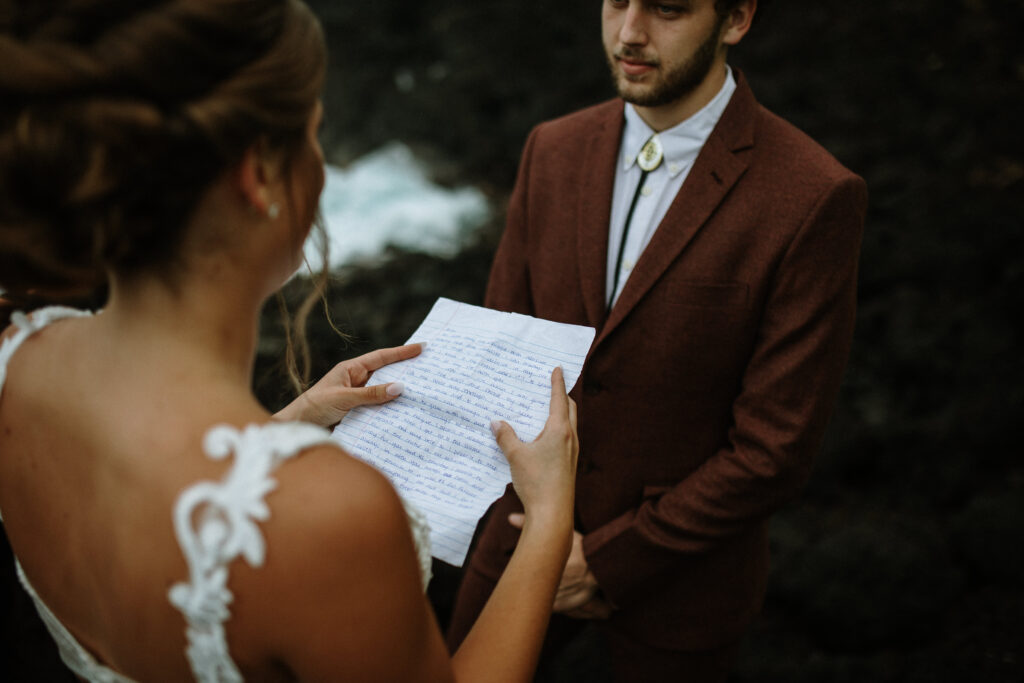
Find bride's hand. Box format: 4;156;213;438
273;343;423;428
491;367;579;524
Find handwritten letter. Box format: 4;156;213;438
332;298;595;566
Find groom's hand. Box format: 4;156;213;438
562;595;614;620
508;516;611;619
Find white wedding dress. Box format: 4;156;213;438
0;307;432;682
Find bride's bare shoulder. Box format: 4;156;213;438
269;444;406;538
229;444;445;680
246;441;419;592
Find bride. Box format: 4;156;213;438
0;1;578;681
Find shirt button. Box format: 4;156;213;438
623;259;634;271
641;186;652;197
669;163;680;174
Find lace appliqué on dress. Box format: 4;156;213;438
13;562;137;683
403;497;433;590
2;309;433;681
168;422;336;683
2;307;136;682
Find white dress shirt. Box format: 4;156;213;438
605;66;737;309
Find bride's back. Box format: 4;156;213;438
0;313;258;679
0;2;547;680
0;308;420;682
0;1;332;673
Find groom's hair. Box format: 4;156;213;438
715;0;767;22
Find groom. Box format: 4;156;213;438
447;0;867;680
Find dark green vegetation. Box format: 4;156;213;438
264;1;1023;679
2;1;1021;680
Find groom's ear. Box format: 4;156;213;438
721;0;757;47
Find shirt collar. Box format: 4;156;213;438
620;65;737;178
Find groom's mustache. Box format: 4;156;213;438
613;47;659;67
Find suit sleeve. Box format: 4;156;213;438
582;174;868;608
484;127;539;316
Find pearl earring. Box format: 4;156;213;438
267;203;280;220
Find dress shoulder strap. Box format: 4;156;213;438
0;307;92;401
168;422;335;683
1;305;136;682
14;561;138;683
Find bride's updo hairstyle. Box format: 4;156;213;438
0;0;326;299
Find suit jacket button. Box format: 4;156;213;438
583;379;603;396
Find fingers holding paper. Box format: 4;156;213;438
491;367;579;526
273;343;423;428
345;343;426;384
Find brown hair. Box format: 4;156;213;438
0;0;327;299
715;0;767;20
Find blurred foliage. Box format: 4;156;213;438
307;0;607;188
261;1;1024;679
3;1;1021;680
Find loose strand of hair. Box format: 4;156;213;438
276;289;303;398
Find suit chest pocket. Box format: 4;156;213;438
665;281;748;310
620;280;755;393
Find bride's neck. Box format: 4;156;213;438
101;266;266;388
94;172;298;391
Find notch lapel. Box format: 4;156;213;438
598;74;758;344
576;104;625;331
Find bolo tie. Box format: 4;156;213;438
607;134;664;311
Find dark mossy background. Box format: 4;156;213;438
264;0;1024;680
3;0;1022;680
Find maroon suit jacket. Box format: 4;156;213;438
462;72;867;649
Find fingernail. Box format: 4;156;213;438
386;382;404;397
416;341;428;349
489;419;502;435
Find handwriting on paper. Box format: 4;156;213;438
332;298;595;566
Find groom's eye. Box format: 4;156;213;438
654;4;686;17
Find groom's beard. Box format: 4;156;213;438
607;17;723;108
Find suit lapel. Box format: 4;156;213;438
598;73;758;344
576;103;625;331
